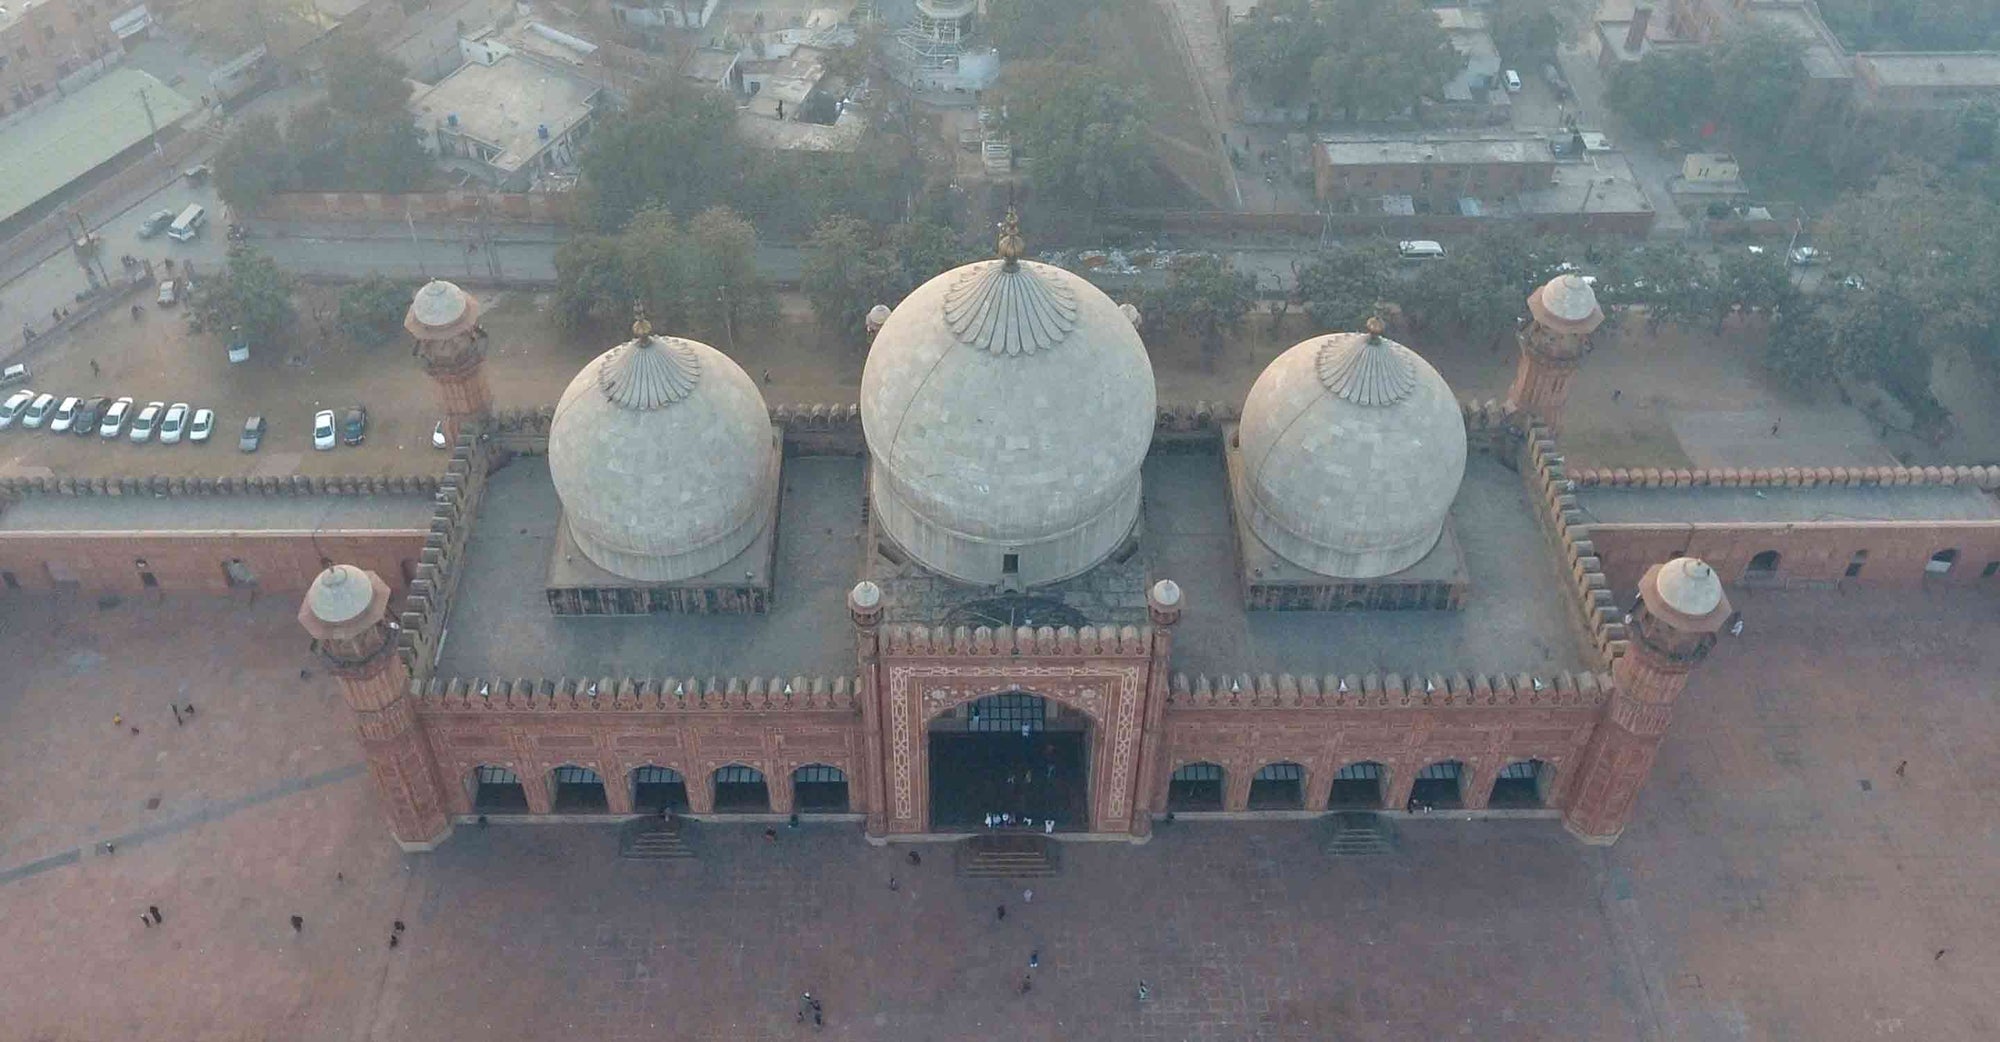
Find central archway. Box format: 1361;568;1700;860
926;692;1091;832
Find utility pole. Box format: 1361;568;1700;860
406;209;428;279
137;86;163;158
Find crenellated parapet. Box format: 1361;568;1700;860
0;472;442;500
1565;463;2000;490
881;623;1153;658
1168;669;1610;709
396;441;490;677
412;673;858;713
1520;426;1627;666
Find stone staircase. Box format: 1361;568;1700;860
957;834;1061;879
1323;813;1395;857
619;819;696;860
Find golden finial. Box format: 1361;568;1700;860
631;302;652;339
996;209;1025;269
1364;315;1386;341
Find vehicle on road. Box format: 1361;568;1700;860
0;389;34;428
432;420;448;449
1;362;27;386
137;209;177;239
157;280;178;307
1745;244;1766;255
159;402;190;444
75;396;106;435
1789;246;1822;266
167;203;206;243
312;409;336;450
22;392;56;428
1398;240;1447;260
130;400;166;443
99;397;133;438
189;408;214;444
341;405;368;446
49;396;81;432
1504;69;1522;93
227;340;250;364
240;415;266;452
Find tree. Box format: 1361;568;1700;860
214;113;293;214
1605;47;1714;140
1957;101;1999;162
1228;0;1329;108
1491;0;1561;64
195;244;295;350
553;234;636;330
1710;26;1807;142
685;206;770;346
618;206;694;330
802;216;899;336
1763;303;1839;389
1307;0;1464;122
1711;247;1794;330
1144;255;1255;351
578;81;744;232
1628;243;1709;332
1296;242;1396;330
983;0;1094;60
337;275;410;344
1004;64;1152;207
321;36;416;121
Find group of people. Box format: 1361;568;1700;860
982;812;1057;834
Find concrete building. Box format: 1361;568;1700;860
409;53;601;188
0;0;127;116
1315;136;1555;210
1851;52;2000;119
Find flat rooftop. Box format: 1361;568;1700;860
1526;154;1653;217
1857;51;2000;88
0;67;197;226
0;493;434;533
410;55;598;173
1576;483;2000;525
1148;451;1597;678
1319;136;1548;167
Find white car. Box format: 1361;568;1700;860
312;409;337;450
129;400;166;443
0;388;34;429
156;280;177;307
21;392;56;429
189;407;214;444
49;395;81;433
432;420;448;449
99;397;133;438
159;402;190;444
1789;246;1822;266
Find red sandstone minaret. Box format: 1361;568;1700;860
299;564;452;850
1563;557;1731;844
1130;578;1182;839
406;279;492;446
1507;273;1603;432
849;580;889;839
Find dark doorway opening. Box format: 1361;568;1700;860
792;764;849;813
1167;762;1224;811
1328;761;1387;810
712;764;771;812
1410;760;1465;809
1488;759;1554;808
471;765;528;813
1;570;17;590
927;692;1089;831
551;765;609;813
1744;550;1780;579
631;765;688;812
1248;761;1305;809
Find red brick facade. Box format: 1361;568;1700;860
0;530;423;595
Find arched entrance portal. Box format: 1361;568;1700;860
926;692;1090;832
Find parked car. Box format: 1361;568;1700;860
156;280;178;307
432;420;448;449
99;397;133;438
49;395;81;433
159;402;190;444
75;396;106;435
137;209;177;239
129;400;166;443
1788;246;1822;266
240;414;266;452
22;392;56;429
1504;69;1523;93
189;408;214;444
0;362;27;386
312;409;336;451
0;388;34;429
341;405;367;446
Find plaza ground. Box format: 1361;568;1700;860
1;584;1996;1040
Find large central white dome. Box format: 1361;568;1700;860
861;232;1155;587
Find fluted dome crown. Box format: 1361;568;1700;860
405;279;480;340
861;214;1155;586
548;322;775;582
1237;322;1467;578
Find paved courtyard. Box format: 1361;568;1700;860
1;585;1998;1041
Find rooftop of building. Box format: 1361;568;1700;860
1319;136;1551;167
1743;5;1851;80
409;55;599;173
1575;483;2000;525
1523;154;1653;217
0;492;435;534
1854;51;2000;88
0;67;196;226
736;107;866;152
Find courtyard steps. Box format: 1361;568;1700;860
957;834;1060;878
619;820;696;860
1323;813;1395;857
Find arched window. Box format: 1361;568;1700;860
1744;550;1781;579
1927;548;1959;574
1489;759;1555;809
1167;762;1224;811
792;764;849;813
550;765;608;813
1845;550;1867;578
1328;761;1387;810
630;765;687;813
1411;760;1465;810
470;765;527;813
1249;761;1305;810
712;764;770;813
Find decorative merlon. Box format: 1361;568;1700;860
1168;669;1610;709
881;623;1153;658
413;673;859;713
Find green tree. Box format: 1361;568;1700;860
884;221;977;296
1296;242;1397;330
802;216;899;336
336;275;411;344
983;0;1094;60
1004;64;1152;207
1957;101;1999;161
1762;302;1839;389
1711;247;1794;330
196;244;295;350
214;113;293;214
552;234;636;330
618;206;694;330
1710;26;1807;142
1308;0;1464;122
1144;255;1255;351
1228;0;1329;108
1491;0;1561;64
1605;48;1714;140
1629;243;1710;332
578;81;744;232
321;36;416;120
685;206;770;347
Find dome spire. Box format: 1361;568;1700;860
997;208;1025;270
1316;318;1419;406
597;301;702;409
631;300;653;338
942;210;1078;356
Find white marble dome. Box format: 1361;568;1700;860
548;325;775;582
861;227;1156;586
1236;322;1467;579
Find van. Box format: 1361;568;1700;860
1504;69;1523;93
1398;240;1447;260
0;362;27;386
167;203;206;243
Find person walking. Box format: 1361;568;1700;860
90;359;100;378
1137;980;1150;1002
1022;888;1033;904
1020;975;1033;995
290;914;304;932
148;906;162;924
907;850;921;866
996;904;1007;922
1029;949;1040;968
888;876;899;892
171;704;182;726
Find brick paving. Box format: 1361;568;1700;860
1;587;1998;1040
